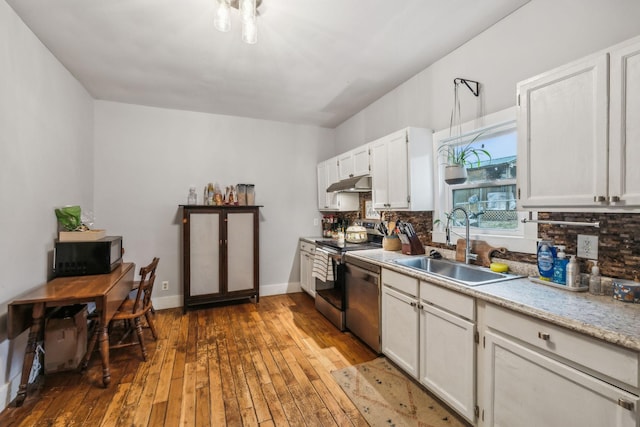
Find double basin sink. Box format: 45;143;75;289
393;256;523;287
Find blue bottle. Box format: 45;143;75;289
537;241;556;281
552;245;568;285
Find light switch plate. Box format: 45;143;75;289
577;234;598;259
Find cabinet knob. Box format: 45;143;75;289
609;195;621;203
182;218;188;224
618;399;634;411
538;332;550;341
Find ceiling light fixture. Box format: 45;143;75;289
214;0;261;44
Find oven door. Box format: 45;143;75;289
314;249;346;331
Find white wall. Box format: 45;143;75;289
0;0;94;410
93;101;333;308
335;0;640;148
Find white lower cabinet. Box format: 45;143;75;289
483;331;639;427
480;303;640;427
381;269;420;379
381;269;477;422
420;289;476;423
299;241;316;297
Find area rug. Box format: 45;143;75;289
331;357;466;427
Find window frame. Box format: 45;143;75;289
431;107;538;254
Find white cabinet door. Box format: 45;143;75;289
189;212;221;296
317;158;344;210
517;53;609;209
299;243;316;297
227;212;255;292
371;130;410;210
483;331;640;427
317;162;330;210
420;303;476;423
381;285;419;378
338;151;354;181
352;144;370;177
609;39;640;206
386;130;410;209
338;145;370;180
371;137;390;210
326;157;340;209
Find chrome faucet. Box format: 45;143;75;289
445;207;477;264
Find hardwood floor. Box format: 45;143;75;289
0;293;377;426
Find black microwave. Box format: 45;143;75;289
53;236;123;277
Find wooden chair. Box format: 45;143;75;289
109;257;159;361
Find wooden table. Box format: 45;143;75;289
8;262;135;406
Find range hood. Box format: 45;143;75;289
326;175;372;192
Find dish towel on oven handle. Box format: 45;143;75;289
312;248;335;282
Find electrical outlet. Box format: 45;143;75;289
313;218;319;226
162;281;169;290
577;234;599;260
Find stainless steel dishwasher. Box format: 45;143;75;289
345;257;381;353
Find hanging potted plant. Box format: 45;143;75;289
438;132;491;185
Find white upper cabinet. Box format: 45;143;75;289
317;157;359;211
609;39;640;206
338;144;370;180
517;35;640;210
370;127;433;211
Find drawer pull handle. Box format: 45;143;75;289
410;302;417;307
618;399;634;411
538;332;550;341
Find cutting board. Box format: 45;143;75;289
455;239;507;267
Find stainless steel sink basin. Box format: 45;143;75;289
393;257;522;286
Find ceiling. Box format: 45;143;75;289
7;0;529;128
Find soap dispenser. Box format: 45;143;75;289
552;245;568;285
589;260;602;295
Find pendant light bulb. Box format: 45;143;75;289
240;0;257;44
214;0;231;32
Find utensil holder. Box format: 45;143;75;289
382;236;402;251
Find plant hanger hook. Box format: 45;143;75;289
453;78;480;97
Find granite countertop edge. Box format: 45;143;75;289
345;249;640;353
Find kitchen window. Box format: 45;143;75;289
432;107;537;254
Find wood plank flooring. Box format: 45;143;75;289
0;293;377;426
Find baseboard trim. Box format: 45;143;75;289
152;282;303;310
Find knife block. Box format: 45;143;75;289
400;234;425;255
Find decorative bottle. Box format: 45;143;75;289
187;187;197;205
589;260;602;295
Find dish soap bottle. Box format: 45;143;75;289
552;245;568;285
566;255;579;288
589;260;602;295
537;241;556;281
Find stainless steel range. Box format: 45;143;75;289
313;222;382;333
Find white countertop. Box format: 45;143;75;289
345;249;640;352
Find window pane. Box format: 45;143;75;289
452;184;518;230
449;127;519;231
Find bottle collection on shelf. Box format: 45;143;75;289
537;240;602;294
186;183;255;206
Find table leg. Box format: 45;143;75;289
99;325;111;387
15;303;44;407
81;320;100;372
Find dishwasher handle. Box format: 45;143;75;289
345;263;380;286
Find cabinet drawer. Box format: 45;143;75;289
383;269;418;297
486;304;640;389
420;280;475;321
300;241;316;253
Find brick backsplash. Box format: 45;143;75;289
333;194;640;281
